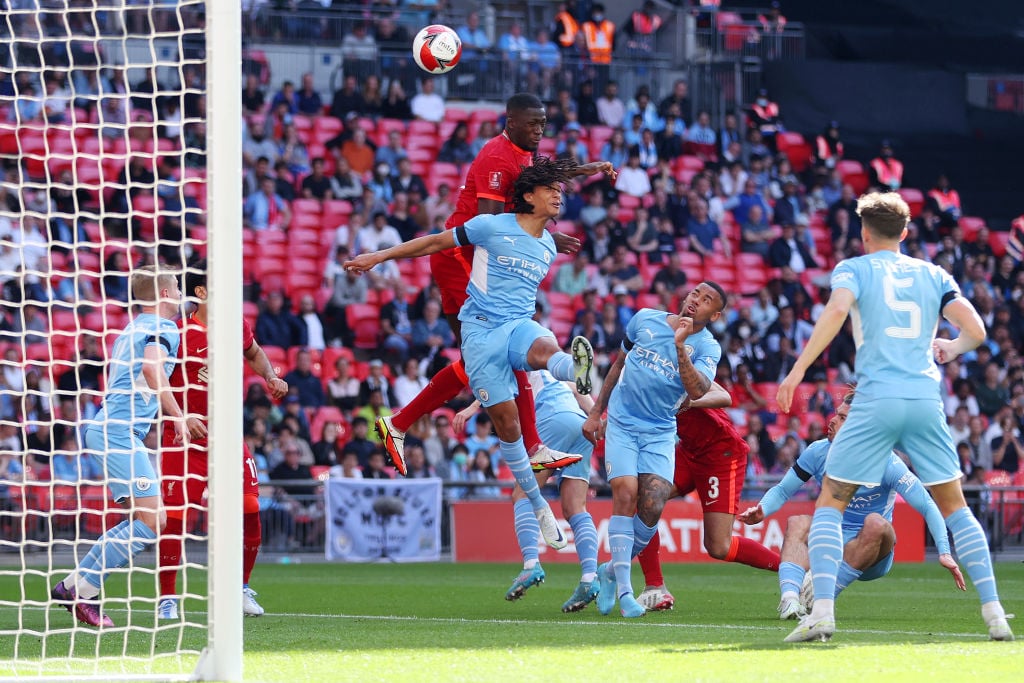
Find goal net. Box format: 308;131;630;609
0;2;242;681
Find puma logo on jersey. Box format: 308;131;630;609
503;236;517;247
641;328;656;340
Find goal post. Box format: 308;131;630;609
0;1;242;680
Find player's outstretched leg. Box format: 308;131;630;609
562;511;600;612
376;415;408;477
636;532;675;611
946;506;1014;640
776;561;807;620
562;580;600;613
506;564;546;601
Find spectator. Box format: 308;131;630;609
269;447;315;497
928;174;962;225
243;177;291;231
295;73;322;116
579;186;609;232
728;178;772;227
311;420;343;468
422;182;455;227
746;413;777;471
499;21;535;91
764;304;814;357
581;4;616;90
255;290;307;349
375;130;408;175
658;78;691;123
718;111;741;157
605;244;644;294
410;78;445;123
622;0;664;58
685;110;717;148
356;386;394;437
359;360;394;410
393;358;428;410
243;118;278;167
463;412;499;466
343;417;378;468
552;251;591;297
740;204;774;258
813;120;843;170
596;80;626;128
242;73;266;116
329;75;364;121
101;252;130;302
625;86;664;134
466;449;501;498
340;22;378;83
655;118;684;162
354;211;403;256
380;79;412;120
360;74;383;119
380;281;413;362
363;450;392;479
869;139;903;190
437;121;474;165
403;444;435;479
614;149;652;198
329;450;363;479
301;157;333;200
457;10;494;63
423;414;459;471
598;128;629;171
296;294;326;351
329;157;363;202
975;362;1010;418
746;88;782;148
772;179;808;227
269;80;298;116
410;299;453;357
687;198;730;258
244;155;273;198
273;160;296;202
625;206;659;257
326;356;361;413
340;128;375;176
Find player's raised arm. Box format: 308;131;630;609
344;230;458;273
933;297;986;364
244;340;289;399
778;287;855;412
143;341;200;443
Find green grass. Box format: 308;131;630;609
2;561;1023;681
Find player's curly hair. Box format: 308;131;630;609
511;156;578;214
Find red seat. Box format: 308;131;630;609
959;216;986;240
291;198;322;216
408;120;438;136
897;187;924;217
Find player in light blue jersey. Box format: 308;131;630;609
777;192;1012;642
345;157;596;550
739;394;965;620
582;283;726;617
453;369;602;611
52;267;202;628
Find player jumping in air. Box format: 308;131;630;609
51;267;201;627
739;391;964;620
582;283;726;618
345;156;595;549
375;93;614;477
453;369;602;612
636;382;781;612
776;191;1012;642
157;260;289;620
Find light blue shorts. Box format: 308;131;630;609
84;423;159;502
826;397;960;487
537;410;592;481
461;319;555;408
604;418;675;482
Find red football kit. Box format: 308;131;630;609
430;131;533;314
673;406;750;515
160;315;260;506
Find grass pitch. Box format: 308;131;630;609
2;561;1023;682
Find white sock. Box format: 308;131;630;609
581;572;596;583
982;601;1006;623
523;559;538;570
781;590;798;601
809;598;834;621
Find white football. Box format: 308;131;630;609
412;24;462;74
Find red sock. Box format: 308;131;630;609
636;529;664;587
158;513;185;597
514;370;542;453
724;535;781;571
391;360;468;432
243;509;262;584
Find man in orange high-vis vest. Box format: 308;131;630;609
582;3;615;92
869;140;904;190
814;120;843;170
552;1;580;53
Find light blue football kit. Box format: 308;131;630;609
760;442;949;592
826;251;961;487
86;313;180;502
605;308;721;483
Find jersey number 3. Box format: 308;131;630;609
882;274;921;339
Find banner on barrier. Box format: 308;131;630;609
451;499;925;563
325;478;442;562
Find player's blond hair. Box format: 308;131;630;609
130;265;176;305
856;191;910;240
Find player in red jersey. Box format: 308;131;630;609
635;382;781;611
157;260;289;620
376;92;615;476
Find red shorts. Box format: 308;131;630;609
430;247;473;315
160;437;259;510
673;435;749;515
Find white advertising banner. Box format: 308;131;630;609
324;478;443;562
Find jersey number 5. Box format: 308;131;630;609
882;274;921;339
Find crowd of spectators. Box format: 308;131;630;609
1;3;1023;551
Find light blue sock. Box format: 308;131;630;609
500;438;544;510
834;561;862;597
630;515;658;558
545;352;573;381
947;506;1000;605
79;519;157;589
778;561;805;596
609;514;634;598
569;512;598;577
513;498;540;566
808;507;844;602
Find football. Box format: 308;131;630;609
412;24;462;74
